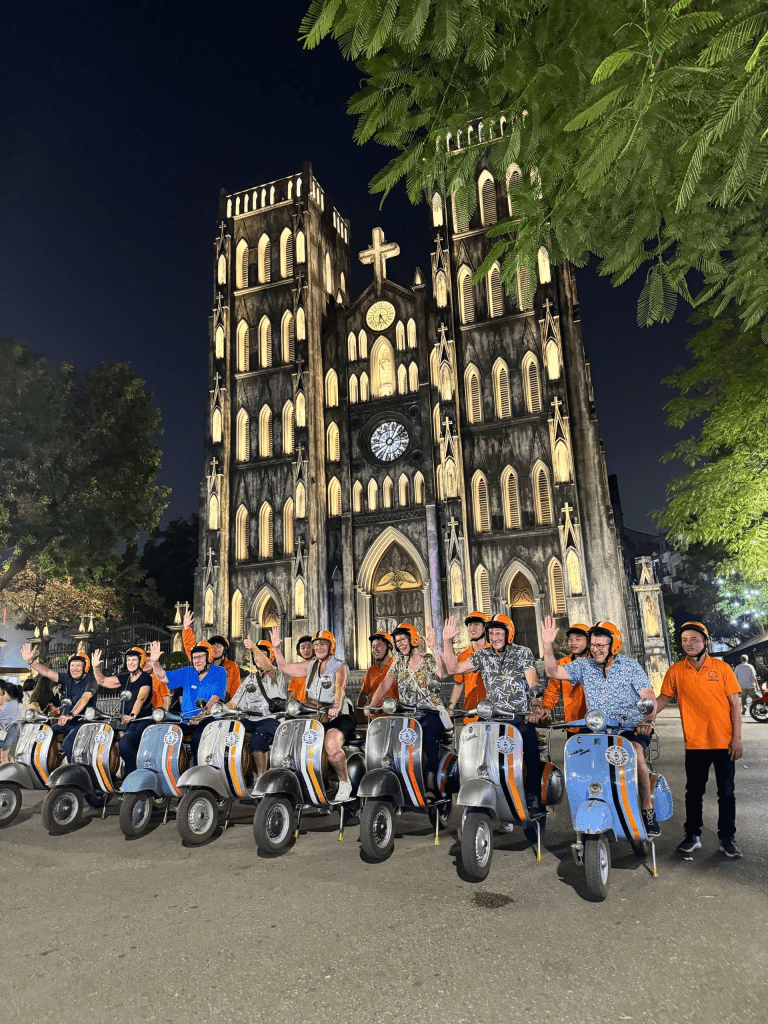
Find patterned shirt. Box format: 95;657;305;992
564;654;650;724
469;644;536;715
390;651;445;712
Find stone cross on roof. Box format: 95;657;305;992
359;227;400;287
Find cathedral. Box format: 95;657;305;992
194;157;668;684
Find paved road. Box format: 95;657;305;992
2;710;765;1024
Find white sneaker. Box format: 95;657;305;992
333;780;353;803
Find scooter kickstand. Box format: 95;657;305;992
338;804;344;842
434;808;440;846
535;819;542;862
163;800;169;825
294;807;302;839
650;838;658;878
101;797;108;820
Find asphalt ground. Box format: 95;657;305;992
2;708;765;1024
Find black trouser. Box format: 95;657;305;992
119;719;155;775
684;748;736;841
512;718;543;801
419;711;445;776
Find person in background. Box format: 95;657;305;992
539;624;591;731
295;635;314;662
0;682;24;763
733;654;758;715
357;632;395;715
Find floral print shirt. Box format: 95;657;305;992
469;644;536;715
390;651;445;712
564;654;650;725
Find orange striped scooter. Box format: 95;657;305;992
0;709;64;826
356;694;460;861
456;685;564;881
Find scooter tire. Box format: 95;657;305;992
749;701;768;722
584;834;611;900
42;787;84;835
359;800;395;861
461;811;494;881
176;790;219;845
0;782;22;827
119;791;154;838
253;795;295;855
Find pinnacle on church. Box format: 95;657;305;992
412;267;425;288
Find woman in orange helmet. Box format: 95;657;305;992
233;637;289;777
90;646;154;775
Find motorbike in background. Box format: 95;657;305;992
0;704;68;826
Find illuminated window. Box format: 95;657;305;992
475;566;491;616
435;271;448;308
259;406;273;457
349;374;358;404
325;368;339;407
440;364;453;402
408;362;419;392
522;353;542;413
282;401;294;455
235;505;249;561
296;392;306;428
506;164;522;217
432;404;442;440
545;339;560;380
566;549;582;596
549;558;566;615
465;364;482;424
348;332;357;362
445;458;458;497
472;471;491;532
554;439;570;483
235;239;249;289
488;263;504;318
208;494;219;531
236;320;249;372
538;246;551;284
325;252;332;293
397;364;408;394
283;498;294;555
383;476;393;508
358;330;368;358
259;502;273;559
327;421;340;461
204;587;214;626
212;407;222;444
231;590;243;639
493;358;511;419
458;266;475;324
450;563;464;605
352;480;363;512
215;324;224;359
236;408;250;462
294;577;306;618
396;321;405;351
534;462;553;526
296;230;306;263
280;229;294;278
431;192;443;227
360;372;370;401
281;311;295;363
258;317;272;368
367;478;378;511
296;307;306;341
414;471;425;504
501;467;521;529
430;349;439;386
478;169;497;226
371;337;396;398
296;481;306;518
398;473;409;506
217;254;227;285
258;234;271;284
328;477;342;516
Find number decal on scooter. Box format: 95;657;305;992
605;746;629;767
302;729;319;745
398;727;418;746
496;736;515;754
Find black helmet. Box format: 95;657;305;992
295;634;312;655
207;634;230;656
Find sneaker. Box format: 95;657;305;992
719;839;743;858
332;780;353;804
677;835;701;855
642;809;661;837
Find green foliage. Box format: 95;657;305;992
301;0;768;332
0;338;169;592
657;314;768;580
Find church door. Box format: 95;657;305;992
508;572;538;653
371;542;425;638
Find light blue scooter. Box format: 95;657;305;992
555;699;673;900
119;708;190;837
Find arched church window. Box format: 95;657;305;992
296;230;306;263
367;478;378;511
231;590;243;639
325;368;339;407
282;401;294;455
493;358;511;419
349;374;358;404
397;364;408;395
258;406;273;457
553;439;570;483
204;587;214;626
545;339;560;380
296;392;306;428
548;558;566;615
408;362;419;392
450;563;464;606
211;406;222;444
505;164;522;217
475;566;491;616
208;494;219;531
236;320;249;372
488;263;504;318
458;266;475;324
294;577;306;618
348;332;357;362
258;317;272;368
533;462;553;526
465;364;482;423
217;254;226;285
280;229;294;278
398;473;409;506
538;246;551;284
236;408;250;462
235;239;249;289
435;271;448;308
472;471;491;533
440;363;453;402
501;467;521;529
414;472;425;504
371;337;396;398
325;252;332;293
258;234;271;284
566;549;582;596
431;192;443;227
478;169;497;226
352;480;363;512
296;481;306;518
396;321;405;351
283;498;294;555
235;505;249;561
328;477;342;516
407;319;417;348
215;324;225;360
522;353;542;413
358;330;368;359
259;502;273;559
327;421;340;462
360;372;370;401
296;307;306;340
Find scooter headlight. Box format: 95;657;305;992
585;709;605;732
286;699;300;717
381;696;398;715
210;703;224;717
476;699;493;719
84;707;96;721
25;710;35;723
152;708;166;723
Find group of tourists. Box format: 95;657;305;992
13;604;748;857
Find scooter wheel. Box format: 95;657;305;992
42;787;84;835
177;790;219;845
359;800;395;861
749;701;768;722
0;782;22;827
253;795;295;855
461;811;494;881
584;834;611;900
119;791;154;838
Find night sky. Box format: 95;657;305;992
2;3;694;534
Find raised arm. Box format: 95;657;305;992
541;616;572;680
243;636;277;683
424;626;448;678
182;609;196;661
147;641;167;683
365;672;397;716
91;648;119;688
21;644;59;682
328;662;348;718
269;625;308;678
440;618;474;675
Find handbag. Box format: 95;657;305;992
254;672;286;715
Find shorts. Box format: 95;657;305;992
324;713;357;746
0;723;19;751
243;717;280;752
621;729;650;751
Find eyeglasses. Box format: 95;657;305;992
590;642;611;651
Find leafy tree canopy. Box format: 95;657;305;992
301;0;768;332
140;514;199;618
0;338;169;592
657;314;768;581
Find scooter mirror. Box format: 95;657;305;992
245;683;257;693
636;698;655;716
427;680;442;694
195;698;206;709
529;684;545;699
60;699;72;710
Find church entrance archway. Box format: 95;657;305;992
508;571;538;652
250;586;282;642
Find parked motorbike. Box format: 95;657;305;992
356;694;459;862
748;690;768;722
456;686;564;880
118;708;189;837
0;705;67;826
555;699;673;900
40;693;133;834
252;697;365;855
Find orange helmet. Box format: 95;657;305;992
566;624;590;639
190;640;215;665
589;621;623;657
369;631;394;650
392;623;420;649
68;652;92;675
465;611;490;626
311;630;337;657
679;621;710;644
123;646;147;670
486;614;515;644
256;640;276;663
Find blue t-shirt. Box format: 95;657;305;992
563;655;650;725
166;664;227;719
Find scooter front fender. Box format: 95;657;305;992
0;762;38;790
47;764;95;794
456;778;498;813
177;766;230;799
121;769;163;797
357;768;403;803
573;798;613;835
253;769;303;803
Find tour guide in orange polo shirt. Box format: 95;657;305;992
656;621;743;859
358;632;396;712
539;624;590;730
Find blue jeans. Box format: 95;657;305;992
119;719;154;775
51;721;84;762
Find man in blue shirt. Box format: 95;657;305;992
148;640;227;764
541;616;660;836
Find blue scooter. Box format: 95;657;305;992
118;708;189;837
555;699;673;900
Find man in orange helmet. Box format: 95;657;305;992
181;609;241;701
358;632;396;715
269;625;356;803
541;615;660;836
447;612;489;722
441;613;545;813
539;625;590;731
21;644;98;762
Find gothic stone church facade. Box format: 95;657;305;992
195;159;657;677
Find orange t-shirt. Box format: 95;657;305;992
542;654;588;729
454;642;489;722
360;658;396;699
182;628;241;700
660;655;740;749
150;673;169;710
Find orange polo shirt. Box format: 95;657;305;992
660;655;740;750
543;654;588;730
454;642;489;722
150;673;169;710
183;628;241;700
360;657;396;700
